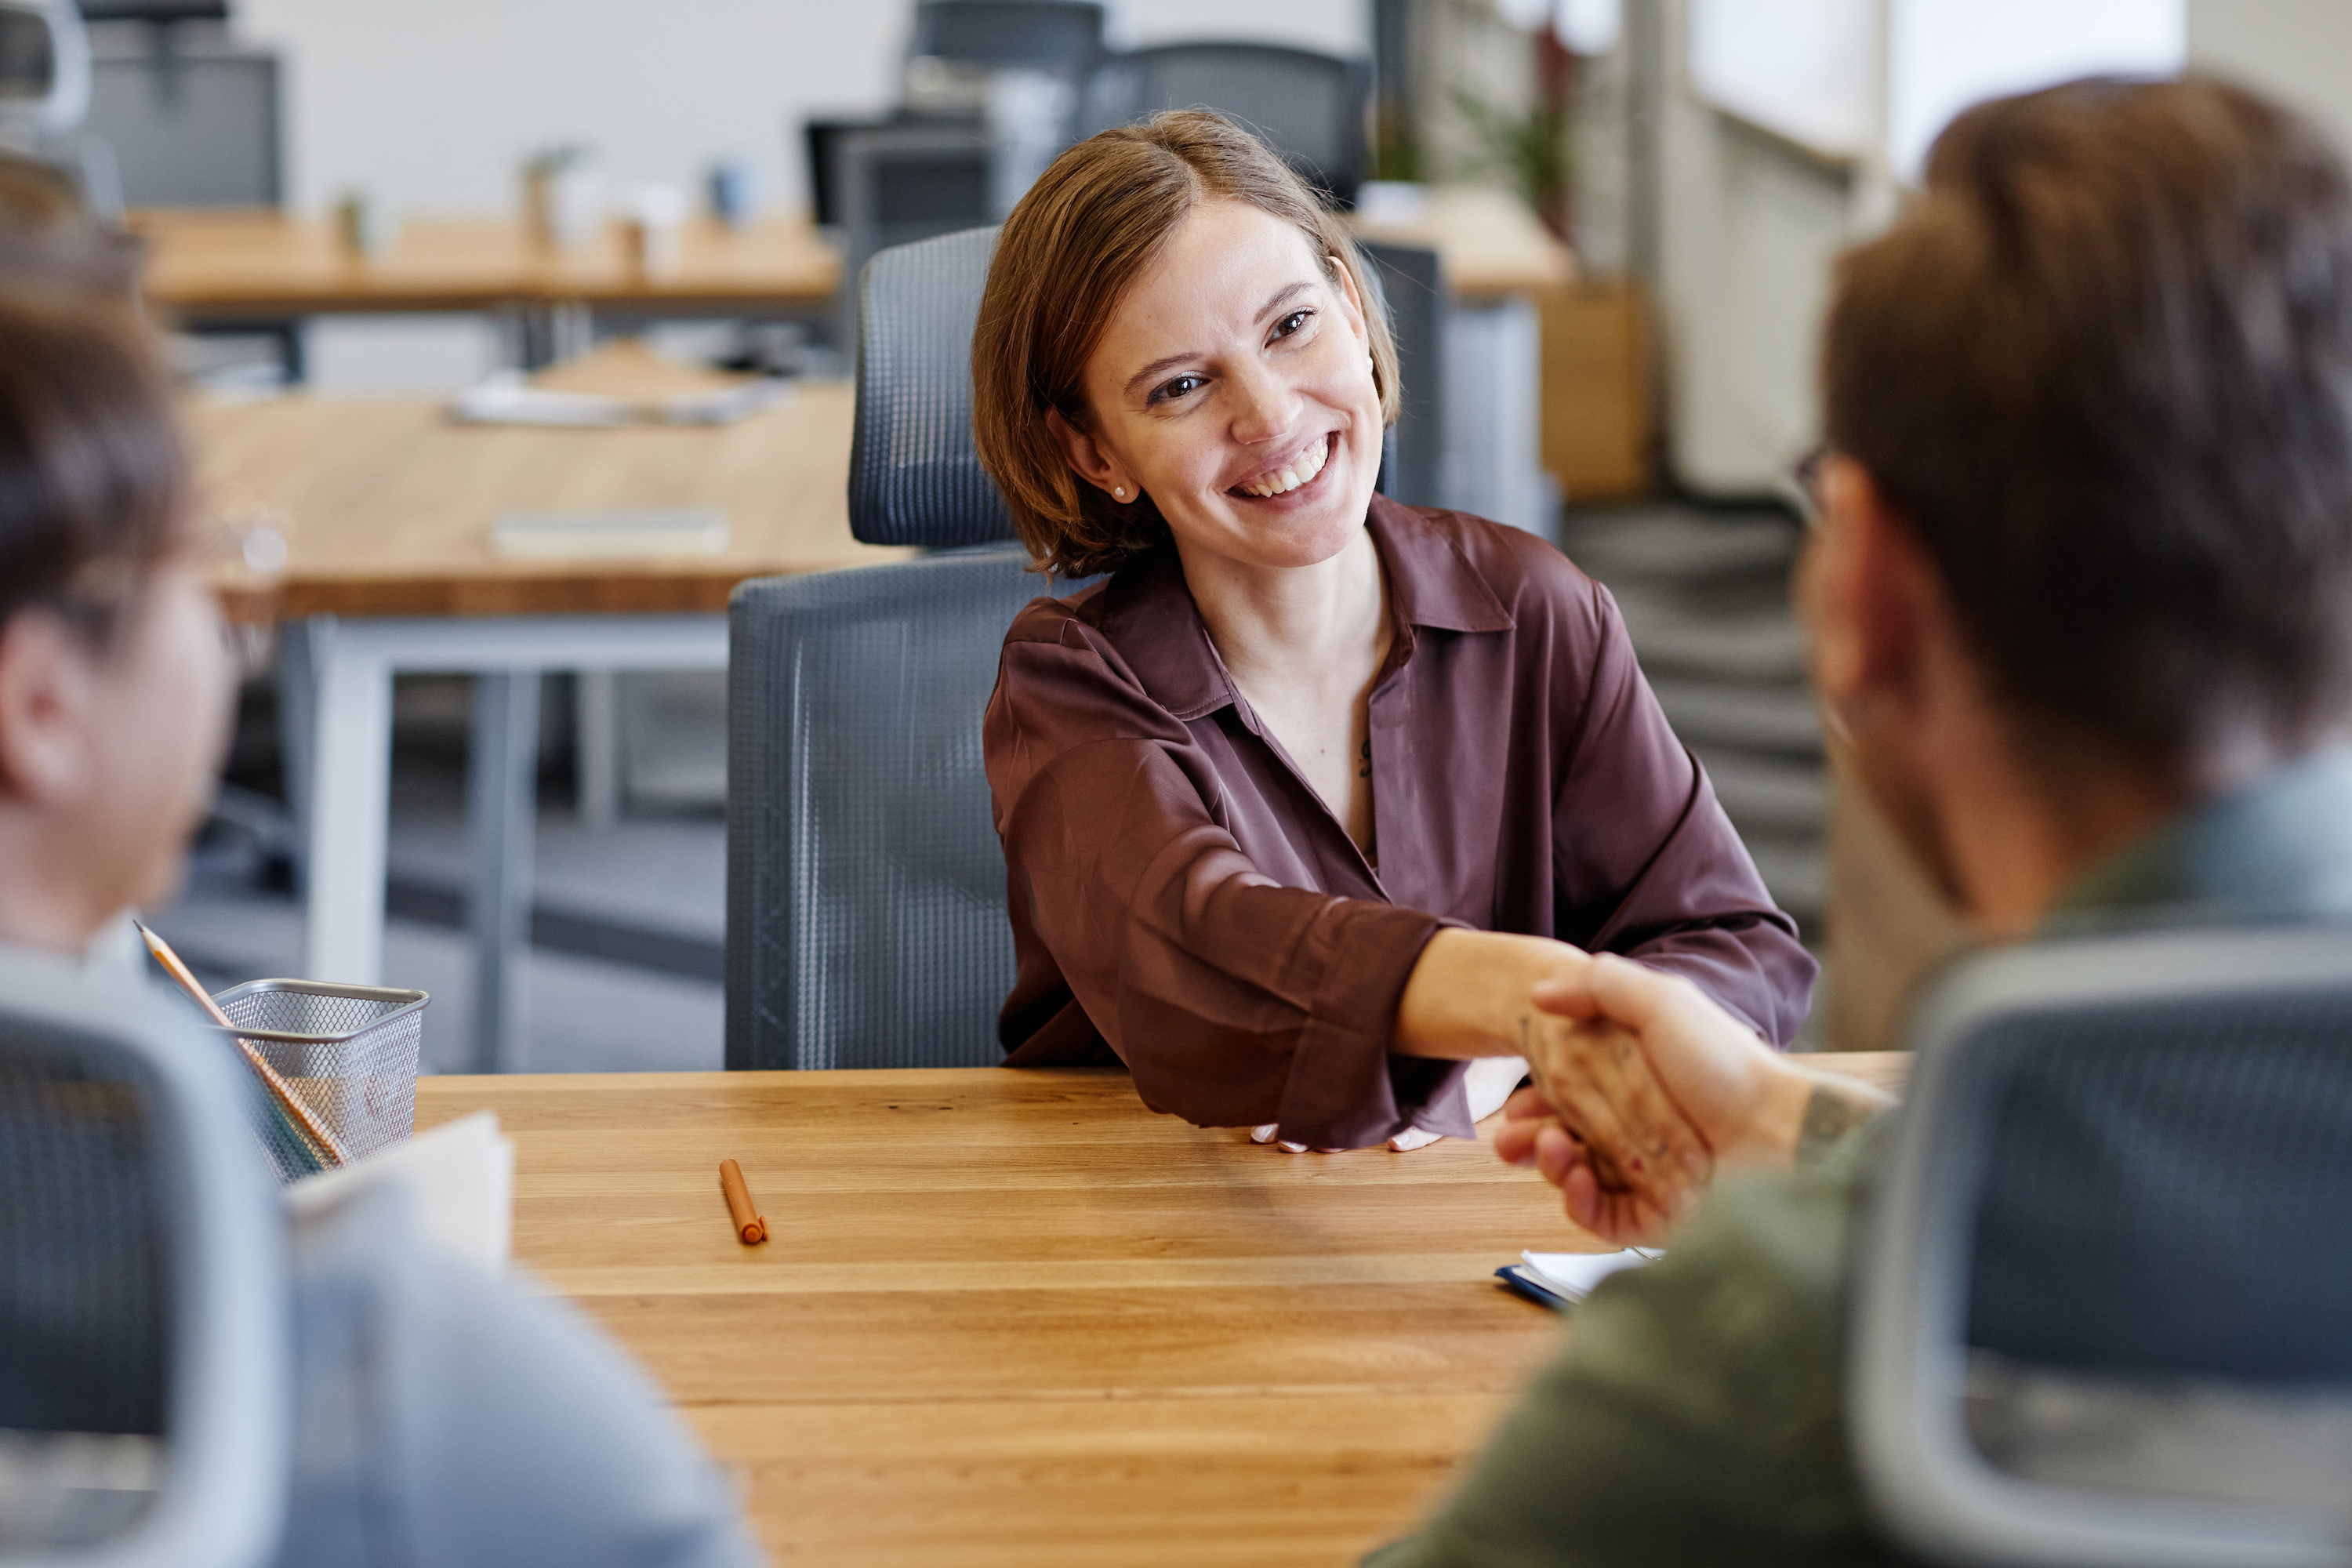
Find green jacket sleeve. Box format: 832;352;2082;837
1363;1149;1914;1568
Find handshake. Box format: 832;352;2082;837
1493;953;1892;1246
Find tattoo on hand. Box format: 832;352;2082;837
1797;1085;1882;1165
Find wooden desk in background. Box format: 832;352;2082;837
193;380;908;1063
135;210;842;320
413;1054;1906;1567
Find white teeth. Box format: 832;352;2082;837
1239;435;1330;498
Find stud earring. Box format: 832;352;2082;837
1113;485;1126;499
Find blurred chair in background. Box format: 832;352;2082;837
728;225;1076;1072
1081;43;1372;208
0;0;114;213
1853;925;2352;1566
0;956;288;1568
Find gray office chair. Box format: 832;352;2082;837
909;1;1102;78
728;225;1063;1070
1081;43;1373;207
82;36;278;208
1849;924;2352;1567
0;952;288;1566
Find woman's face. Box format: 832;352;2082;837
1062;198;1385;574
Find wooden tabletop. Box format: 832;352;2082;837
191;375;908;621
1349;187;1576;300
412;1054;1905;1567
133;210;842;318
135;189;1566;320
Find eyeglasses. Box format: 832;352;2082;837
1787;445;1829;528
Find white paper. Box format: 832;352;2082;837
449;369;789;428
285;1109;515;1270
1521;1248;1657;1302
490;507;729;560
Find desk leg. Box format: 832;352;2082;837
275;616;321;894
575;667;620;832
468;670;541;1073
303;617;392;986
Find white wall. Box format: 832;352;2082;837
234;0;1367;220
2188;0;2352;154
1656;0;2352;497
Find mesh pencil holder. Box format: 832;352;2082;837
205;979;430;1179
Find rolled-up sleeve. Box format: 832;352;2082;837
1552;583;1816;1047
988;614;1468;1149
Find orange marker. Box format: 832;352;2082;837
718;1158;766;1245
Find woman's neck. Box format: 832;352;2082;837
1176;525;1388;693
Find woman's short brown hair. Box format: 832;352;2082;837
972;111;1400;579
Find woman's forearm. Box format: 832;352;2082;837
1392;927;1591;1058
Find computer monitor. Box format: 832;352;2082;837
84;45;276;205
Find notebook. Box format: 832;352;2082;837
1495;1247;1659;1312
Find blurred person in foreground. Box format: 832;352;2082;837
0;272;760;1565
1372;74;2352;1566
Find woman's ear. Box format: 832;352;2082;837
1045;406;1134;500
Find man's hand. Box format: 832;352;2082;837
1498;955;1824;1244
1529;955;1814;1168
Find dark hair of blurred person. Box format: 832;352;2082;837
1825;77;2352;829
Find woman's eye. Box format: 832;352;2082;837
1150;375;1203;405
1272;310;1314;340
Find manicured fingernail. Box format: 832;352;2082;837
1251;1124;1276;1143
1280;1141;1308;1152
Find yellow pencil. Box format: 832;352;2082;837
133;920;349;1167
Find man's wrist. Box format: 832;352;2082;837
1715;1053;1818;1170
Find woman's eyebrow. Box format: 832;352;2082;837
1118;280;1324;401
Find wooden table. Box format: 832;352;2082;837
1350;187;1575;300
193;374;892;622
136;210;841;320
413;1054;1907;1566
192;376;908;1058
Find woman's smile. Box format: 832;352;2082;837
1230;431;1336;502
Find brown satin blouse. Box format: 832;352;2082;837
983;496;1817;1149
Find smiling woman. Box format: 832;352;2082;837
973;111;1817;1166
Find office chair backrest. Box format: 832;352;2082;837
83;41;278;206
726;549;1076;1070
1849;924;2352;1568
848;223;1014;548
1081;43;1373;208
0;0;87;145
0;953;286;1566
